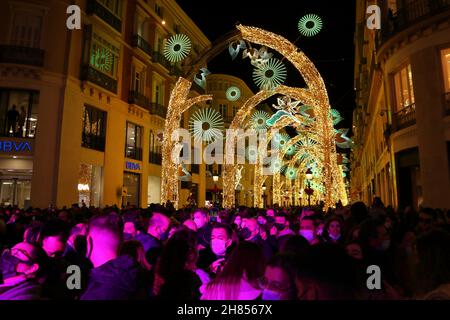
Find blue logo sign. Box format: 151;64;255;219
0;141;32;153
126;161;140;171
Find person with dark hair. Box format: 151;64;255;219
81;214;142;300
23;221;44;245
279;235;309;255
299;216;321;245
416;208;436;236
202;241;265;300
414;230;450;299
260;254;298;300
135;212;170;267
295;243;357;300
154;229;203;300
0;242;49;300
40;219;69;259
193;209;212;250
122;212;140;241
241;217;273;260
322;217;343;244
342;202;368;240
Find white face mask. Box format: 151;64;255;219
300;230;315;242
262;289;283;301
329;233;341;241
211;239;227;256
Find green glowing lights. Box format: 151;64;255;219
273;133;290;150
298;14;323;37
163;34;191;63
253;58;287;91
91;47;112;72
285;167;298;180
226;86;241;102
189;108;224;143
250;110;270;131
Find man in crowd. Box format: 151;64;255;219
299;217;321;245
193;209;213;250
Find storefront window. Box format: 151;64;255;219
123;172;140;207
125;122;142;160
0;179;31;208
0;89;39;138
78;163;103;207
393;65;415;111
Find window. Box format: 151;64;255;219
155;3;163;18
149;130;162;164
89;32;120;79
98;0;122;18
232;106;239;117
219;104;227;118
131;64;146;94
82;105;107;151
123;172;140;207
9;11;43;48
393;65;415;111
125;122;143;160
174;24;181;34
442;48;450;92
153;79;165;105
0;89;39;138
78;163;103;207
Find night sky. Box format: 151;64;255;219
176;0;356;130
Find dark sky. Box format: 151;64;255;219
176;0;356;130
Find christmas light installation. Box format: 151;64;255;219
250;110;270;131
285;143;298;156
273;133;290;150
163;34;192;63
189;108;224;143
285;167;298;180
226;86;241;102
253;58;287;91
91;47;112;72
243;46;273;68
194;67;210;89
298;14;323;37
229;40;247;60
246;145;258;163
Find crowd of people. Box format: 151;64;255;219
1;198;450;300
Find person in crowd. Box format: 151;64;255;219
232;214;243;230
135;212;170;267
279;235;309;255
154;228;203;300
414;230;450;299
81;214;142;300
416;207;436;236
345;241;363;261
122;212;140;241
0;242;49;300
273;213;295;238
241;217;273;260
193;209;212;250
295;243;357;300
202;241;265;300
342;202;368;241
40;219;69;259
299;216;321;245
260;254;298;300
23;221;43;245
322;217;343;244
183;219;198;232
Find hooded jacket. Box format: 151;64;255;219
80;255;141;300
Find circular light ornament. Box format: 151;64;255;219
285;143;298;156
268;158;284;174
253;58;287;91
189;108;224;143
250;110;270;131
298;14;323;37
273;133;290;150
226;86;241;102
246;146;259;163
285;167;298;180
163;34;191;63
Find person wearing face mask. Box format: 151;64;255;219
260;254;298;300
0;242;49;300
135;212;170;268
299;217;321;245
241;218;273;260
207;224;234;275
81;213;143;300
322;218;344;244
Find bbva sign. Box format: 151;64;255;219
0;141;32;153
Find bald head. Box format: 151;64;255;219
148;212;170;240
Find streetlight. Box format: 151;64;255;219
262;185;267;207
305;168;313;207
212;172;219;205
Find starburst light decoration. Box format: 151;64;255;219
189;108;224;143
273;133;290;150
226;86;241;101
253;58;287;91
285;167;298;180
250;110;270;130
163;34;191;63
298;14;323;37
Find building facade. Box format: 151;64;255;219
0;0;211;208
351;0;450;209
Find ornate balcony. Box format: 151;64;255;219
128;90;150;110
149;102;167;119
131;34;152;57
393;104;416;131
0;45;44;67
81;66;118;94
87;0;122;32
152;51;172;70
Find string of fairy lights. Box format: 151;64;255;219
159;14;351;210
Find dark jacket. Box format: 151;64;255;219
135;233;162;266
0;280;42;300
80;255;141;300
249;234;273;260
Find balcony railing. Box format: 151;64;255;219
131;34;152;57
82;133;106;152
152;51;172;70
86;0;122;33
393;104;416;131
0;46;44;67
149;151;162;165
149;102;167;119
379;0;450;45
128;90;150;110
81;66;118;93
125;146;143;161
445;92;450;116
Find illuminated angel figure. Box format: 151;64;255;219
194;68;211;89
189;108;224;143
229;40;247;60
178;162;192;182
163;34;192;63
253;58;287;91
298;14;323;37
243;46;273;68
235;166;244;190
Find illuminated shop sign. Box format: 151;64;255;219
0;141;32;153
125;161;141;171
